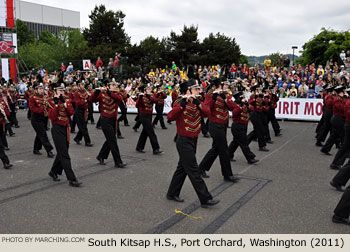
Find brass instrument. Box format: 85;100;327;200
0;103;9;123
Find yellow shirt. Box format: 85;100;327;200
264;59;271;67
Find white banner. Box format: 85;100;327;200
1;58;9;80
94;97;323;121
0;0;6;27
82;59;91;70
12;32;17;53
275;98;323;121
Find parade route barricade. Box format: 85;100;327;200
275;98;323;121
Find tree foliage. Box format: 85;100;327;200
300;28;350;65
16;19;35;46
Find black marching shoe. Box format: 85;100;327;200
4;163;12;169
14;125;20;128
124;124;130;127
70;130;76;134
96;126;102;129
48;171;60;181
9;132;15;137
315;141;323;147
330;181;344;192
136;148;145;153
330;164;341;170
321;150;331;156
230;158;236;162
153;149;164;155
203;133;210;138
248;159;259;164
4;147;9;151
117;135;124;139
201;199;220;208
201;169;210;178
96;157;106;165
133;127;138;132
167;120;172;125
47;151;55;158
115;163;127;168
85;143;93;147
69;180;82;187
224;175;240;183
74;139;81;145
275;133;282;137
33;150;42;155
162;126;168;129
267;140;274;144
259;146;269;152
332;215;350;226
166;194;184;202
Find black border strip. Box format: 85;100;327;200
0;156;144;205
145;176;270;234
200;179;270;234
145;181;235;234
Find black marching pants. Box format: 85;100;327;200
199;122;233;178
0;127;10;166
136;114;160;151
321;115;345;153
316;109;332;142
334;186;350;218
332;161;350;188
268;108;280;134
247;111;266;148
31;113;53;153
50;124;77;181
97;116;123;165
167;135;213;204
74;108;91;144
332;123;350;167
118;102;129;126
228;122;256;161
152;105;165;128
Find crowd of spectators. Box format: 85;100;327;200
9;50;350;101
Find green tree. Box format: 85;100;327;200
201;32;241;66
166;25;201;66
300;28;350;65
83;4;130;58
269;52;283;66
16;19;35;46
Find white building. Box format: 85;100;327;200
15;0;80;37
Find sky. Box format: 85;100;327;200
26;0;350;56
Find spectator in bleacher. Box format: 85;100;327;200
298;88;307;98
340;50;346;62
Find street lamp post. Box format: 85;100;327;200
292;46;298;66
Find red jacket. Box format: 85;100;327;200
153;92;167;106
48;98;75;126
89;91;122;118
136;94;157;115
325;95;335;112
74;89;89;109
202;94;235;125
29;94;46;115
270;94;279;109
249;95;263;112
231;102;251;125
344;99;350;123
167;100;202;138
24;90;34;101
0;99;10;130
333;96;345;117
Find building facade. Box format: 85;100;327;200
15;0;80;37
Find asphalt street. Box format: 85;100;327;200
0;110;348;234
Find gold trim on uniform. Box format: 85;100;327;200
216;114;229;120
184;110;199;118
58;116;68;121
184;117;201;126
103;109;116;114
215;107;228;113
185;124;201;132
